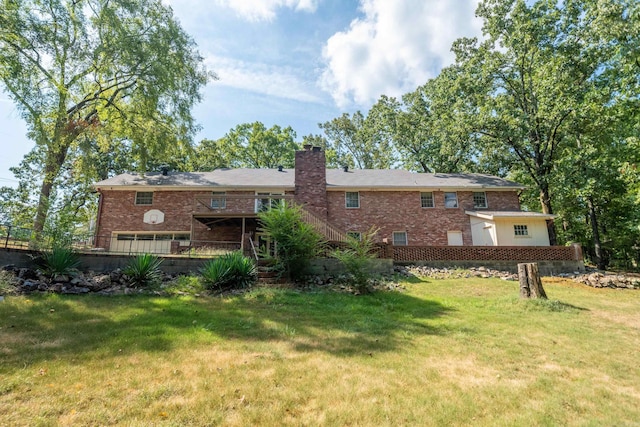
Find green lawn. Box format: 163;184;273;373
1;276;639;426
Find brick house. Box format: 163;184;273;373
93;146;556;254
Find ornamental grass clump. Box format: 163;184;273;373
200;251;257;292
332;228;379;294
124;253;164;287
36;246;80;278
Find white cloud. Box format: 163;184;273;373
215;0;319;22
205;55;324;104
320;0;482;108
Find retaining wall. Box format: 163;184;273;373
0;244;584;277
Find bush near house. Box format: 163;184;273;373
258;204;325;281
35;246;80;278
200;251;257;292
123;253;164;287
332;228;379;294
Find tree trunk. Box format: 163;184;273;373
539;185;557;245
32;143;70;245
587;197;605;270
518;263;547;299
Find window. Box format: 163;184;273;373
514;225;529;236
420;192;434;208
135;191;153;205
210;191;226;209
444;192;458;208
114;232;191;241
347;231;362;241
345;192;360;208
473;192;487;208
256;192;283;212
392;231;408;246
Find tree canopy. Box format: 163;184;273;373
193;122;299;170
0;0;210;236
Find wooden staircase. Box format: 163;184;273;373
296;204;348;242
256;259;284;284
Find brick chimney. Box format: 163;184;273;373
294;146;328;218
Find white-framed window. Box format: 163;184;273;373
210;191;226;209
135;191;153;205
444;192;458;208
392;231;408;246
345;192;360;208
473;192;487;209
421;192;434;208
256;192;284;212
347;231;362;241
114;232;190;241
514;225;529;236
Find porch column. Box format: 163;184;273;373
241;217;246;251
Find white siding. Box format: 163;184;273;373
470;217;498;246
494;218;550;246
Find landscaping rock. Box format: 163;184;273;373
90;274;112;291
61;286;90;294
574;272;640;290
21;280;39;292
110;269;123;283
18;268;38;280
52;274;70;283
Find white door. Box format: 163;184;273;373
447;231;463;246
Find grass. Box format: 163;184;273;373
1;276;639;426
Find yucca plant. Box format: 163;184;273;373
124;253;164;287
200;251;257;292
36;246;80;277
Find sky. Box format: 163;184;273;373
0;0;483;186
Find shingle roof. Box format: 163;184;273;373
94;168;524;190
466;210;556;219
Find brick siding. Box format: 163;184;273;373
294;147;328;218
392;245;578;262
326;190;520;246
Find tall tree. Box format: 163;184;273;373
452;0;639;244
0;0;210;238
319;111;395;169
371;69;478;173
194;122;299;170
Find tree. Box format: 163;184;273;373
0;0;210;238
332;227;379;295
194;122;299;170
451;0;640;244
370;70;478;173
258;203;324;281
319;111;395;169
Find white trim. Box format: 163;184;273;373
392;231;408;246
345;191;360;209
466;210;557;220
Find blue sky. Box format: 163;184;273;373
0;0;482;185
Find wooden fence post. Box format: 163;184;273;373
517;262;547;299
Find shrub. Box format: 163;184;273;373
0;270;19;295
124;253;164;287
332;228;379;294
36;246;80;277
258;203;324;280
200;251;257;292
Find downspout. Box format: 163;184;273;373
94;190;104;248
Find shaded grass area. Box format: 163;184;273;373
1;277;639;426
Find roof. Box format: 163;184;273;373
94;168;524;191
466;210;557;220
